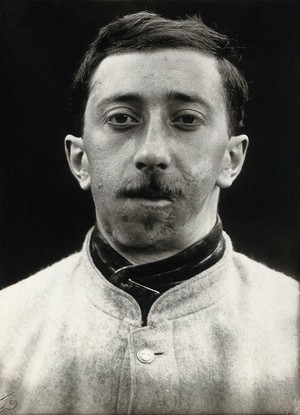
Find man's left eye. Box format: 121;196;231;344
176;115;198;124
171;113;203;128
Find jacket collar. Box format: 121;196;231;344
90;218;226;325
80;228;235;326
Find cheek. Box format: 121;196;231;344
90;165;119;195
86;146;121;188
181;146;226;202
85;131;135;179
184;153;221;185
187;162;215;202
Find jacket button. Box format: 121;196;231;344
137;349;155;364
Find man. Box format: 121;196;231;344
0;11;298;415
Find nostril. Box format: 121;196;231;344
135;161;168;171
157;163;167;170
136;162;146;170
134;152;171;171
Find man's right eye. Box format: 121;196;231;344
107;113;139;127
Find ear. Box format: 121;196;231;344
64;134;91;190
216;134;249;189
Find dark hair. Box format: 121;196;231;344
72;11;248;136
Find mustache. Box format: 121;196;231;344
116;171;184;200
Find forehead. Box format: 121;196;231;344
88;49;225;110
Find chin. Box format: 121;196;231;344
111;220;175;249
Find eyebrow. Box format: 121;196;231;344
166;91;211;108
95;91;212;110
95;93;143;109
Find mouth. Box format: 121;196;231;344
124;187;174;201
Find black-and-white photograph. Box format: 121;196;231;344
0;1;299;414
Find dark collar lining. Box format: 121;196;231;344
90;218;225;325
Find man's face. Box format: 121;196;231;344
67;49;246;251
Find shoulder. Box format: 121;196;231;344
232;249;298;289
0;252;82;313
0;251;86;360
0;228;95;330
223;232;299;295
231;249;299;319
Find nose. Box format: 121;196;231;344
134;117;171;171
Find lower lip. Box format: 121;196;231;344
125;197;173;208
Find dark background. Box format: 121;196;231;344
1;0;299;289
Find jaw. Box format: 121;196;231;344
94;189;220;264
97;204;178;249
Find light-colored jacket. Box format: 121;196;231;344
0;230;299;414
